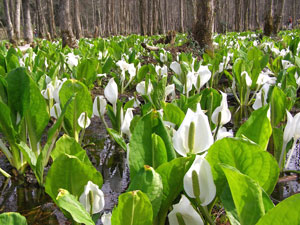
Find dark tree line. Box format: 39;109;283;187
1;0;300;48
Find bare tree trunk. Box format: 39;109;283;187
3;0;16;44
36;0;47;37
235;0;241;31
73;0;82;39
264;0;274;36
106;0;111;35
9;0;14;26
22;0;33;43
47;0;57;39
60;0;77;48
14;0;21;41
148;0;153;35
158;0;165;33
243;0;249;31
153;0;159;34
139;0;147;35
164;0;168;31
273;0;285;33
193;0;214;51
254;0;260;29
192;0;197;26
179;0;184;33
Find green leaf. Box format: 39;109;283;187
221;164;266;225
59;79;93;138
256;194;300;225
156;156;194;225
162;103;185;128
56;189;94;225
270;86;287;127
150;78;166;110
102;56;114;73
206;138;279;195
0;212;28;225
107;128;127;150
51;135;91;165
137;65;149;82
129;112;175;179
236;105;272;150
76;58;98;88
127;166;163;219
45;154;103;200
111;191;153;225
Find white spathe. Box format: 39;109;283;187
170;61;182;75
78;112;91;129
194;65;212;91
79;181;105;214
183;155;216;206
136;81;153;96
121;108;134;137
172;104;213;157
168;195;204;225
101;212;112;225
50;103;62;119
104;78;118;106
93;96;107;117
211;91;231;125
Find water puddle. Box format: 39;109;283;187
0;116;130;224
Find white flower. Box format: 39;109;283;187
104;78;118;106
172;104;213;157
160;52;168;63
50;103;62;119
194;65;212;91
165;84;176;100
168;195;203;225
252;83;270;110
170;62;182;75
66;52;79;67
116;60;136;82
184;72;195;95
101;212;112;225
79;181;105;214
241;71;252;87
211;92;231;125
155;65;168;77
77;112;91;129
184;155;216;206
282;60;294;70
215;127;233;140
121;108;134;137
283;111;300;143
41;83;54;100
93;96;107;117
256;72;276;86
136;81;153;96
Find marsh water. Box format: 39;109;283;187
0;106;299;224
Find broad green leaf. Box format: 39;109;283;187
0;212;28;225
107;128;127;150
111;191;153;225
256;194;300;225
162;103;185;128
127;166;163;219
206;138;279;195
6;68;49;142
137;65;149;82
221;164;265;225
45;154;103;200
156;156;194;225
76;58;98;88
102;57;114;73
56;189;94;225
150;133;168;169
150;78;166;109
51;135;91;165
236;105;272;150
129;111;175;179
270;86;287;127
59;79;93;138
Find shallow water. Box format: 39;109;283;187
0;116;130;224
